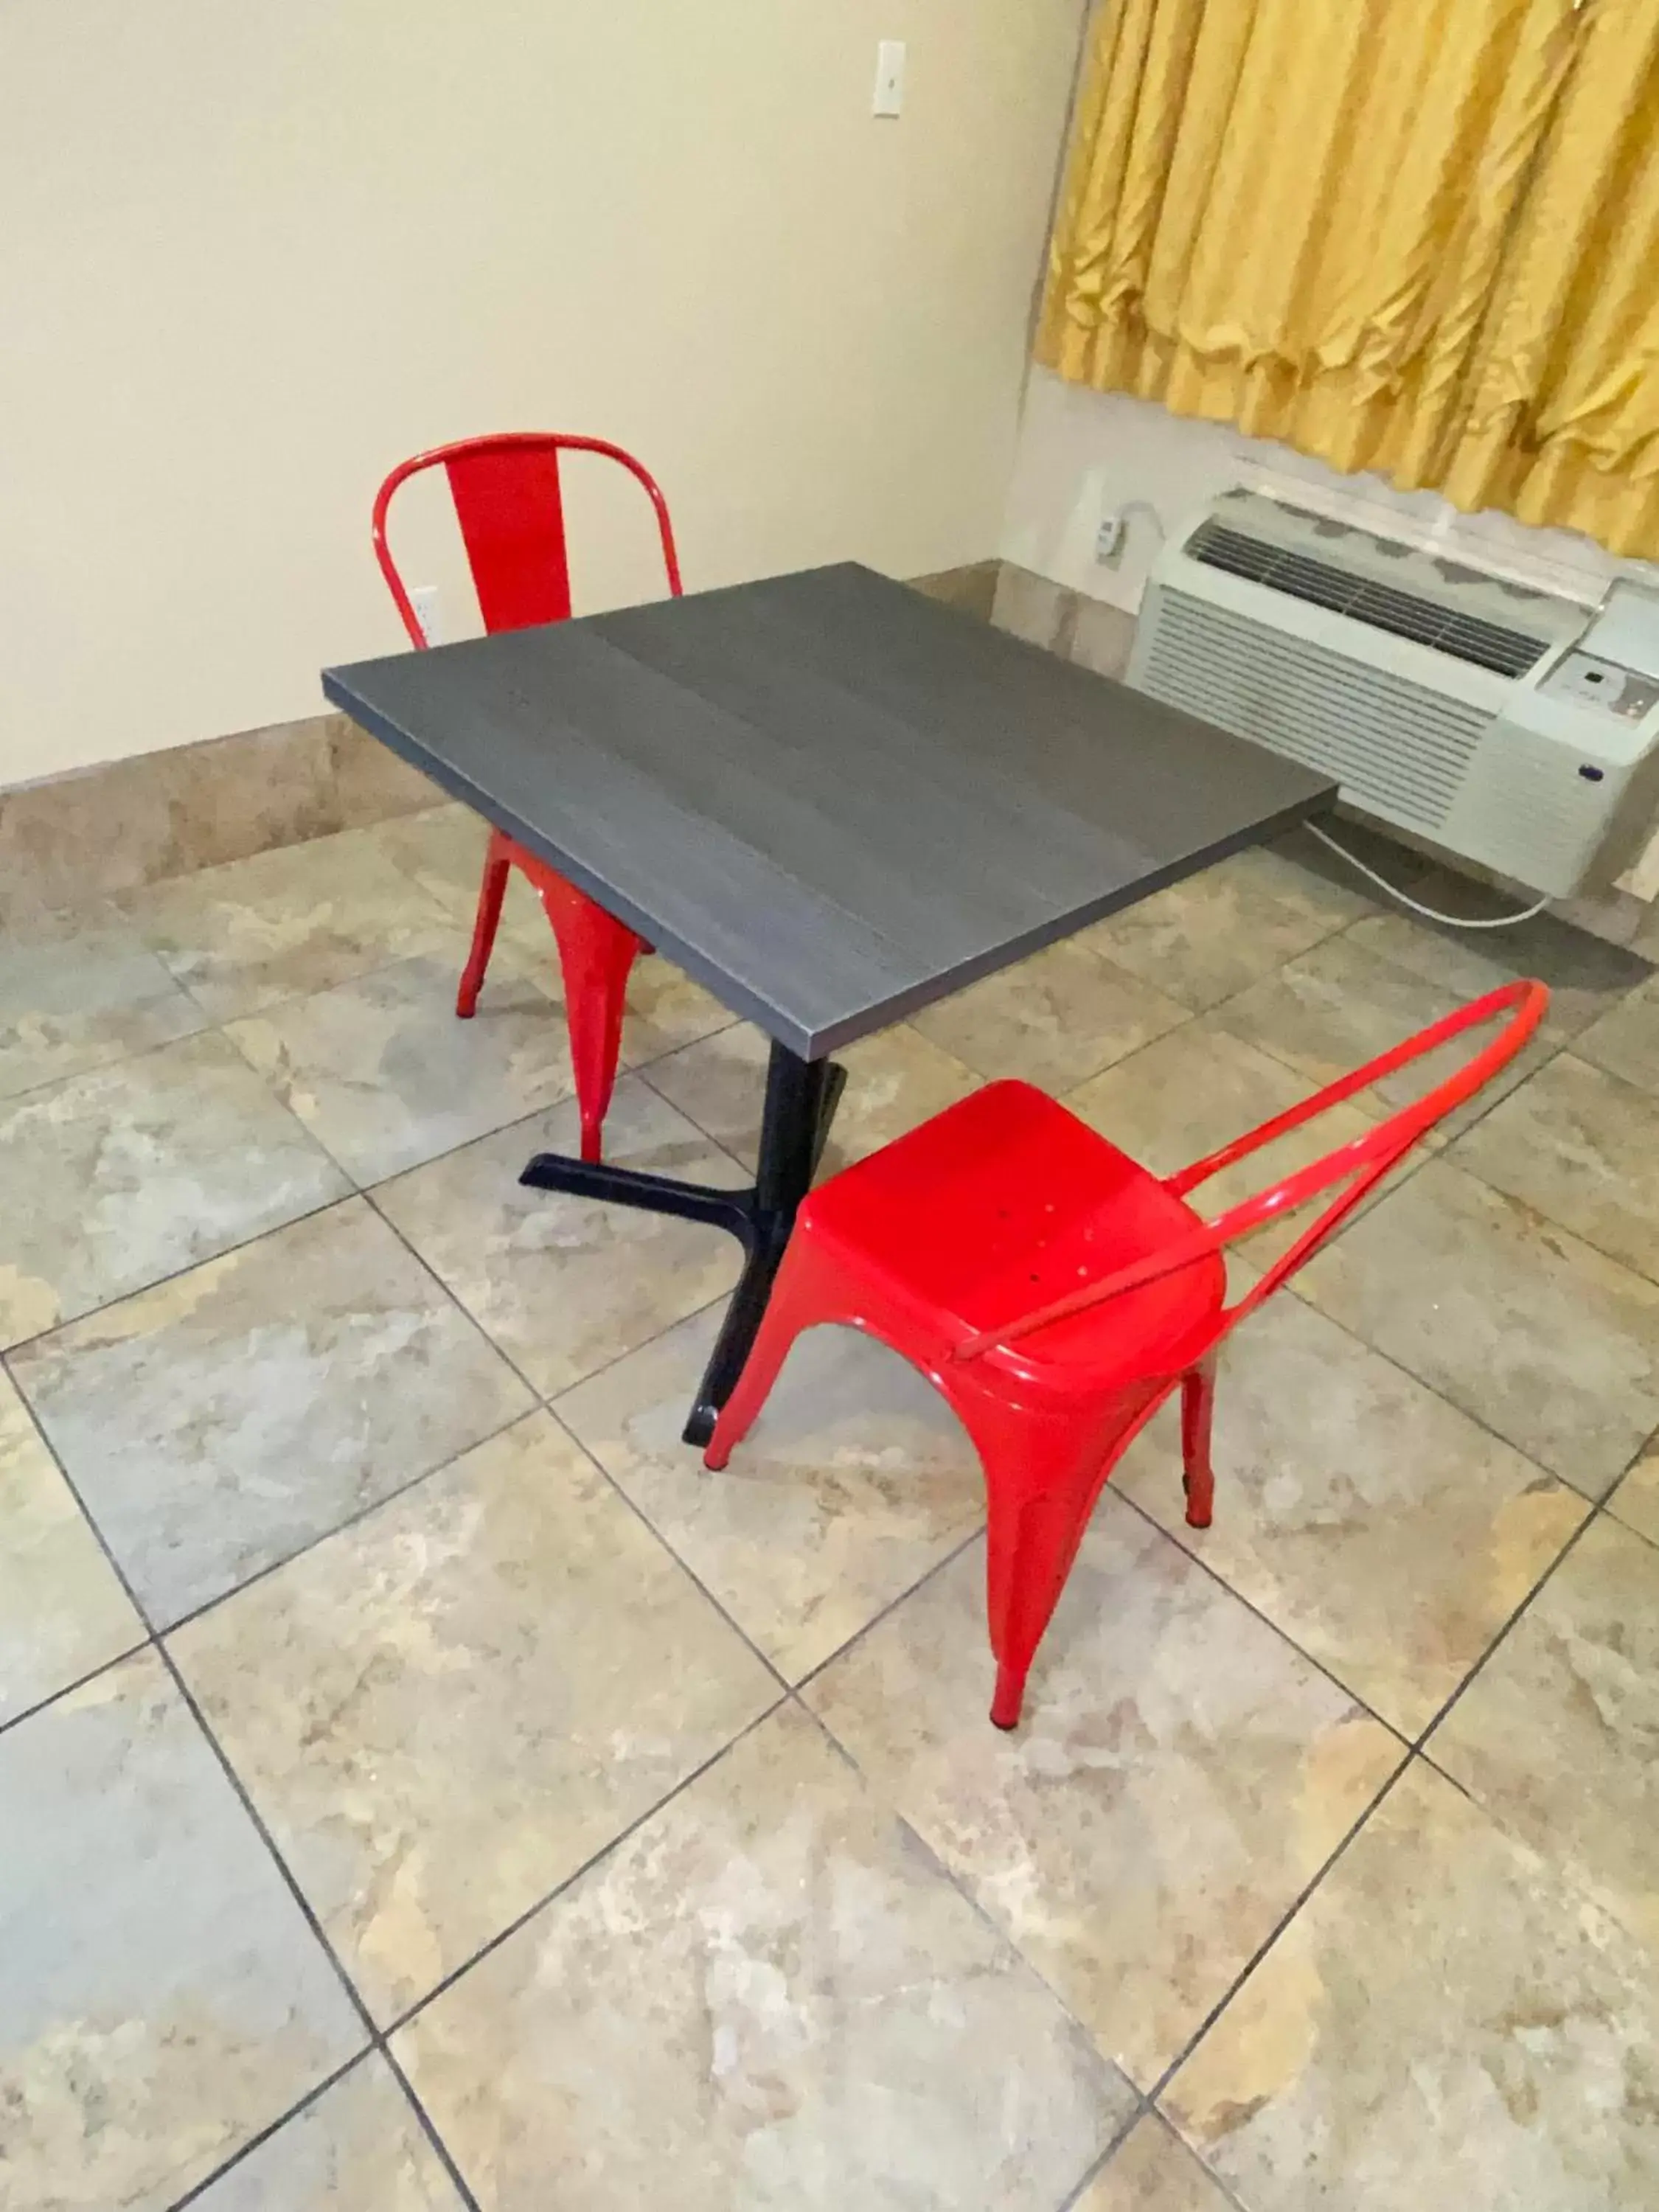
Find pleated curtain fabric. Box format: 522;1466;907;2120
1037;0;1659;556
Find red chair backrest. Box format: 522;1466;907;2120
371;431;682;648
955;978;1549;1366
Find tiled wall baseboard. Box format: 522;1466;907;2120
0;713;440;925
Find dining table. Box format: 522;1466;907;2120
324;561;1335;1443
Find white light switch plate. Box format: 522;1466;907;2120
873;40;905;116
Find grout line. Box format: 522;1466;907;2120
1265;1265;1589;1495
1;1350;161;1639
153;1627;482;2212
543;1402;796;1700
375;2041;486;2212
1051;2104;1252;2212
0;1009;218;1113
1143;1752;1416;2110
161;2051;371;2212
0;1183;358;1363
1106;1481;1408;1746
1409;1498;1604;1759
377;1694;790;2039
354;1183;547;1399
787;1693;1131;2081
154;1405;538;1643
154;1641;384;2037
0;1630;152;1744
157;1651;484;2212
789;1520;988;1701
1053;2135;1130;2212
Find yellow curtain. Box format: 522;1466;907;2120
1441;3;1659;551
1037;0;1659;557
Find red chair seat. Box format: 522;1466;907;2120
807;1082;1225;1385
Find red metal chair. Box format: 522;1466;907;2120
372;433;684;1162
706;979;1548;1728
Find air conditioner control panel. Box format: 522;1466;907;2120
1540;653;1659;723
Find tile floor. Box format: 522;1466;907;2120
3;807;1658;2211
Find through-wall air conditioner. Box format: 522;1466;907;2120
1127;489;1659;897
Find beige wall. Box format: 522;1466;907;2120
1;1;1085;786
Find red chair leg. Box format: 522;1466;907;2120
1180;1355;1217;1530
456;832;512;1018
538;876;642;1163
981;1467;1101;1731
703;1239;852;1470
947;1381;1118;1731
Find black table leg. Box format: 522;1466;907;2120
681;1043;840;1446
517;1039;843;1446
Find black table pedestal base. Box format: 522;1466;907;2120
521;1043;846;1445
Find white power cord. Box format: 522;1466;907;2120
1305;823;1553;930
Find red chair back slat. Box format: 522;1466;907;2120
371;431;682;650
953;978;1548;1364
445;442;573;631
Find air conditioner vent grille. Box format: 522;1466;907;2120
1143;593;1492;832
1188;519;1548;678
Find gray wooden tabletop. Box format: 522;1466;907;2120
324;563;1335;1057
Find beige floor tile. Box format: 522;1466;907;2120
611;951;739;1066
364;804;501;922
1573;971;1659;1099
1608;1438;1659;1545
0;1650;364;2212
121;831;459;1020
1065;1018;1381;1268
0;1031;349;1348
1163;1761;1659;2211
1074;2115;1235;2212
1115;1294;1589;1736
644;1020;978;1178
806;1497;1402;2088
0;1366;143;1725
0;900;206;1102
375;1077;746;1396
190;2056;462;2211
1427;1516;1659;1947
1450;1051;1659;1283
1214;933;1543;1145
909;938;1189;1093
1298;1158;1659;1496
1079;846;1370;1013
557;1311;985;1681
366;803;537;953
171;1412;776;2024
394;1703;1133;2211
12;1199;531;1627
1343;897;1648;1043
226;947;577;1185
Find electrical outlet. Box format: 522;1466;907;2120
409;584;442;645
873;40;905;116
1096;514;1126;565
